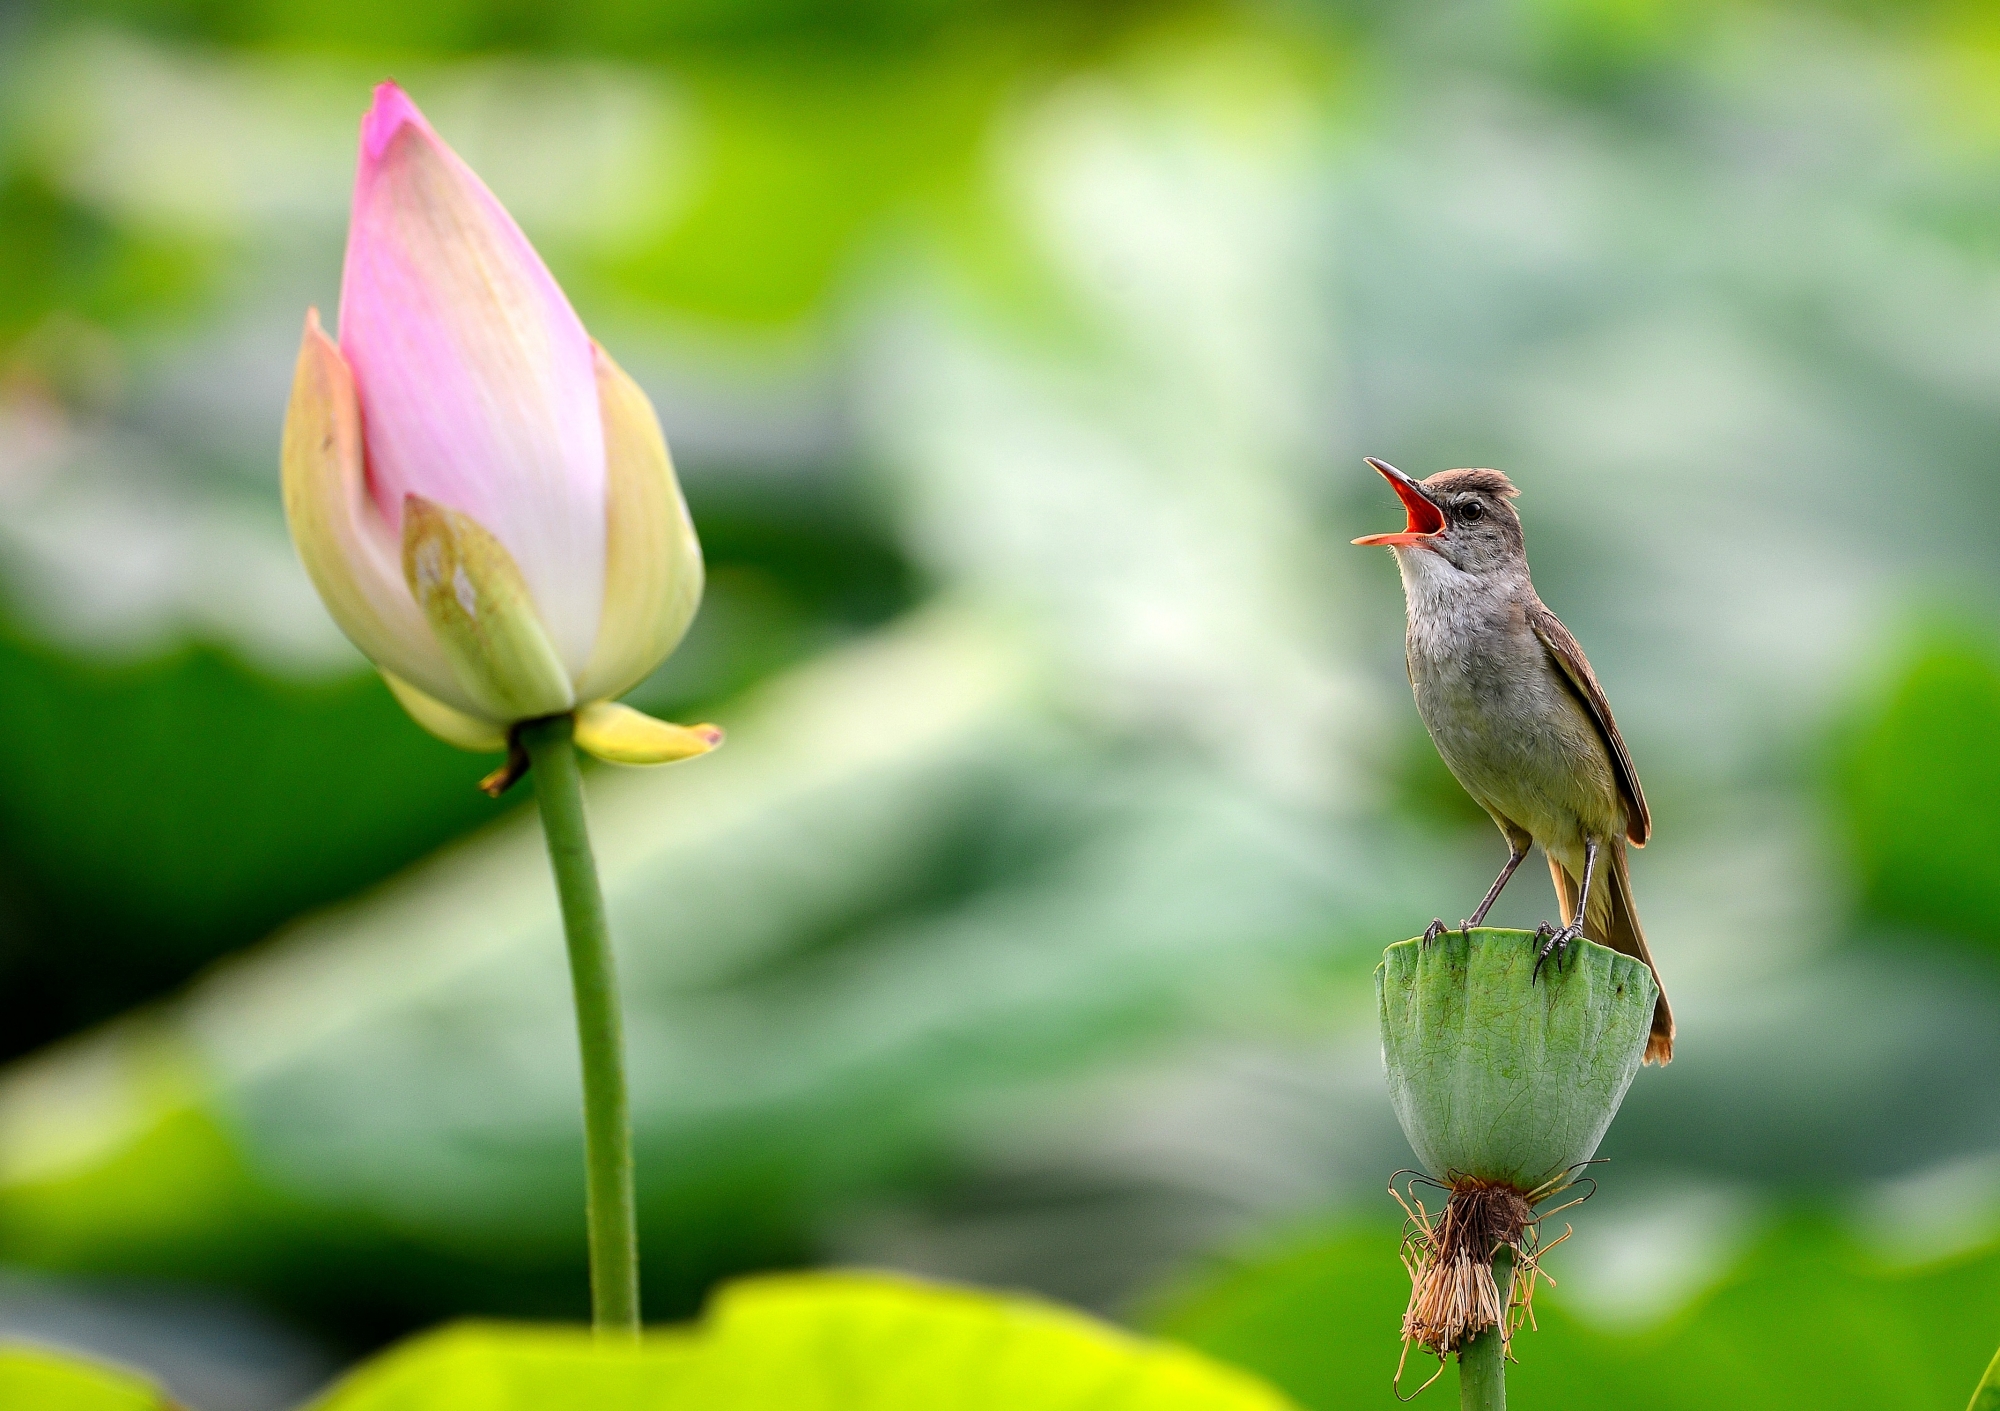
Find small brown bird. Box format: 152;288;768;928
1354;457;1673;1064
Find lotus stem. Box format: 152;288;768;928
1457;1248;1508;1410
521;714;640;1336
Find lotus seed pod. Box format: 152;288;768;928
1379;928;1659;1378
1378;928;1655;1190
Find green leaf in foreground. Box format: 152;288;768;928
312;1270;1299;1411
1972;1343;2000;1411
0;1344;170;1410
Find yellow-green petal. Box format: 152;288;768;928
381;672;508;753
571;343;704;705
573;700;722;765
401;495;576;722
280;309;473;714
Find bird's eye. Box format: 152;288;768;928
1458;500;1484;522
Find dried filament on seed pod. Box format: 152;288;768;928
1390;1166;1593;1382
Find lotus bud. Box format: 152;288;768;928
1376;928;1655;1394
281;82;717;785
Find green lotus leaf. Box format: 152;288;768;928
309;1270;1299;1411
1972;1344;2000;1411
1377;929;1655;1190
0;1344;170;1410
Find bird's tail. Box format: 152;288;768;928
1550;841;1674;1065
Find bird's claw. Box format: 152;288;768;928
1530;921;1583;982
1422;918;1481;948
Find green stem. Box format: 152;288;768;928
521;715;640;1337
1458;1249;1509;1411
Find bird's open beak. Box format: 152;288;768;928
1352;457;1446;546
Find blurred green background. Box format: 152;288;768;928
3;0;2000;1406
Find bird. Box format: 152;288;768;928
1353;456;1673;1064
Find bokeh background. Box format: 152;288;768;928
3;0;2000;1406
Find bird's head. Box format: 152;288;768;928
1353;458;1524;575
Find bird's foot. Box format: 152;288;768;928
1531;921;1584;982
1422;918;1481;947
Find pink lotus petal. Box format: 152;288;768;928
360;79;426;164
337;80;605;678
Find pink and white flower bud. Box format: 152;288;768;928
281;82;715;770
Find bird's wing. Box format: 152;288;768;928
1527;599;1650;846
